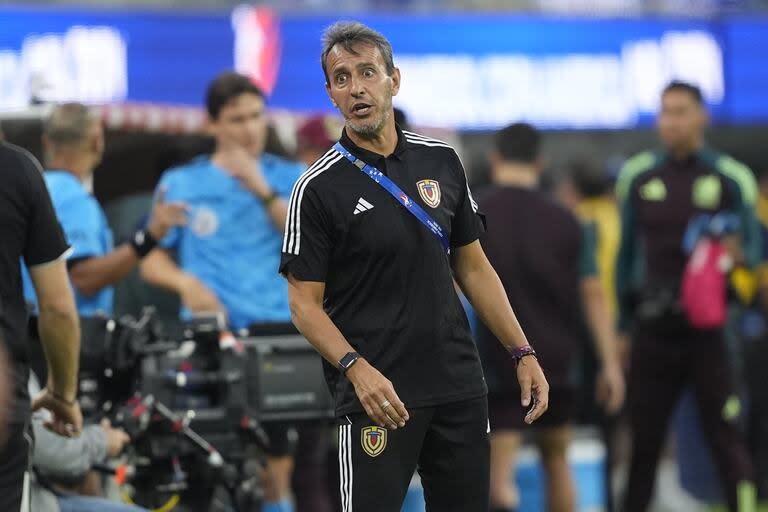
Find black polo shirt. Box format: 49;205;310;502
0;142;69;424
280;126;487;417
476;186;597;392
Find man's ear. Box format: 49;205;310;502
89;131;101;155
699;107;710;130
326;82;338;108
391;67;401;97
204;116;217;138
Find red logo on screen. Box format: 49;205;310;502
232;5;281;95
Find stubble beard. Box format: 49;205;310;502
346;82;393;141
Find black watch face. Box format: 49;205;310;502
340;352;357;369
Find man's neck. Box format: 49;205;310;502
667;138;704;161
47;156;90;183
493;163;539;189
345;117;398;157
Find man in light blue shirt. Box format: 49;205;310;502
22;103;187;317
140;72;304;512
147;149;302;328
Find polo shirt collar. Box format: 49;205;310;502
338;123;408;163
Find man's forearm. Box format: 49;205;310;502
265;198;289;232
69;245;139;297
242;177;289;231
287;276;356;367
289;295;355;367
139;249;188;294
38;301;80;400
581;277;618;367
455;259;531;350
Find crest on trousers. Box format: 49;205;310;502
417;179;441;208
361;426;387;457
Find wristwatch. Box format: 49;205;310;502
338;351;361;374
510;345;537;368
260;189;279;207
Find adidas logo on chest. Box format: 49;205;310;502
353;197;374;215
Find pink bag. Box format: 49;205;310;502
680;239;732;329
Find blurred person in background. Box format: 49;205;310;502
744;167;768;503
477;123;624;512
140;71;305;512
295;114;343;167
0;140;82;511
393;106;411;131
708;165;768;506
616;81;758;512
570;161;621;327
22;103;188;323
565;161;625;512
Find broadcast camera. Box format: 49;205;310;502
34;307;333;511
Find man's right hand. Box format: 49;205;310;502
100;418;130;458
346;358;409;430
32;388;83;438
179;274;225;315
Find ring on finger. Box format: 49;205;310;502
381;400;391;410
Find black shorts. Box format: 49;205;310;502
0;423;31;512
488;388;574;431
337;396;489;512
261;421;299;457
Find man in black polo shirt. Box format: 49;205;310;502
281;22;549;511
0;141;82;511
616;81;757;512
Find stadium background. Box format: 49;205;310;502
2;1;768;511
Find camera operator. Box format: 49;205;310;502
140;72;305;512
28;375;147;512
22;103;187;320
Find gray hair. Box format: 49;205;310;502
321;21;395;84
44;103;96;147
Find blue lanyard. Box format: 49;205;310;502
333;142;450;254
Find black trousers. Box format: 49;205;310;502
337;396;490;512
0;422;31;512
622;323;754;512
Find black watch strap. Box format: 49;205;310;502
130;229;158;258
338;351;361;374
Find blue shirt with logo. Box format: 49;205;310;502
158;153;304;329
22;170;114;316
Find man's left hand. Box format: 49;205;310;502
147;187;188;241
516;356;549;424
213;147;272;199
